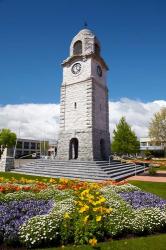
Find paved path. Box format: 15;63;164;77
127;171;166;182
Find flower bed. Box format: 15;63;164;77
0;176;166;248
0;199;53;243
119;191;166;209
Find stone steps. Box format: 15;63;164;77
13;166;108;177
11;159;147;181
18;163;138;175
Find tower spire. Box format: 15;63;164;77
84;21;88;28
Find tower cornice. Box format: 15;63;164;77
62;53;109;71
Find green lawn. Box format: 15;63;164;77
37;234;166;250
128;180;166;199
157;166;166;171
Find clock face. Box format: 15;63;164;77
97;65;102;77
71;63;81;75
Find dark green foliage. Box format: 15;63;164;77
148;167;157;176
111;117;140;155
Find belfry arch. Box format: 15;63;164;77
73;40;82;55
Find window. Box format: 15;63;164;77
74;102;77;109
37;143;40;149
31;142;36;149
24;142;29;149
73;41;82;55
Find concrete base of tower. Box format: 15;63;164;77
57;129;110;161
93;129;110;161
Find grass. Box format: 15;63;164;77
37;234;166;250
128;180;166;199
0;171;57;182
157;166;166;171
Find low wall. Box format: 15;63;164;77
0;148;15;171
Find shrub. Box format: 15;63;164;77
149;166;157;176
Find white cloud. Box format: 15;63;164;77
0;99;166;140
0;104;60;140
109;98;166;138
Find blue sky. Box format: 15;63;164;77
0;0;166;105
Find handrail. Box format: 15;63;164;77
135;163;137;176
109;155;112;165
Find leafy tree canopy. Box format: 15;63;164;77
149;107;166;144
149;107;166;156
111;117;140;155
0;128;17;150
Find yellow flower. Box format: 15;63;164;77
105;207;113;214
83;215;89;224
64;212;70;219
89;237;97;247
77;201;84;206
98;196;106;203
92;201;97;206
96;215;102;222
49;178;55;183
93;207;99;212
59;178;68;184
80;189;90;197
90;183;100;189
79;204;89;213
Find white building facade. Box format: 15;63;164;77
57;28;110;161
140;137;164;156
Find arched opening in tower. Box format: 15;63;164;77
69;138;79;160
100;139;106;160
73;41;82;55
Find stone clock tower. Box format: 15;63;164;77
57;28;110;161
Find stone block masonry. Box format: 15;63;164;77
57;28;110;161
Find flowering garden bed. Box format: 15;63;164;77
0;175;166;249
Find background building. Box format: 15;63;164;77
140;137;164;157
15;138;58;158
15;138;40;158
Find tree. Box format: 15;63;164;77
0;128;17;158
111;117;140;155
149;107;166;156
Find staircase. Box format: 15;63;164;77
11;159;148;181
